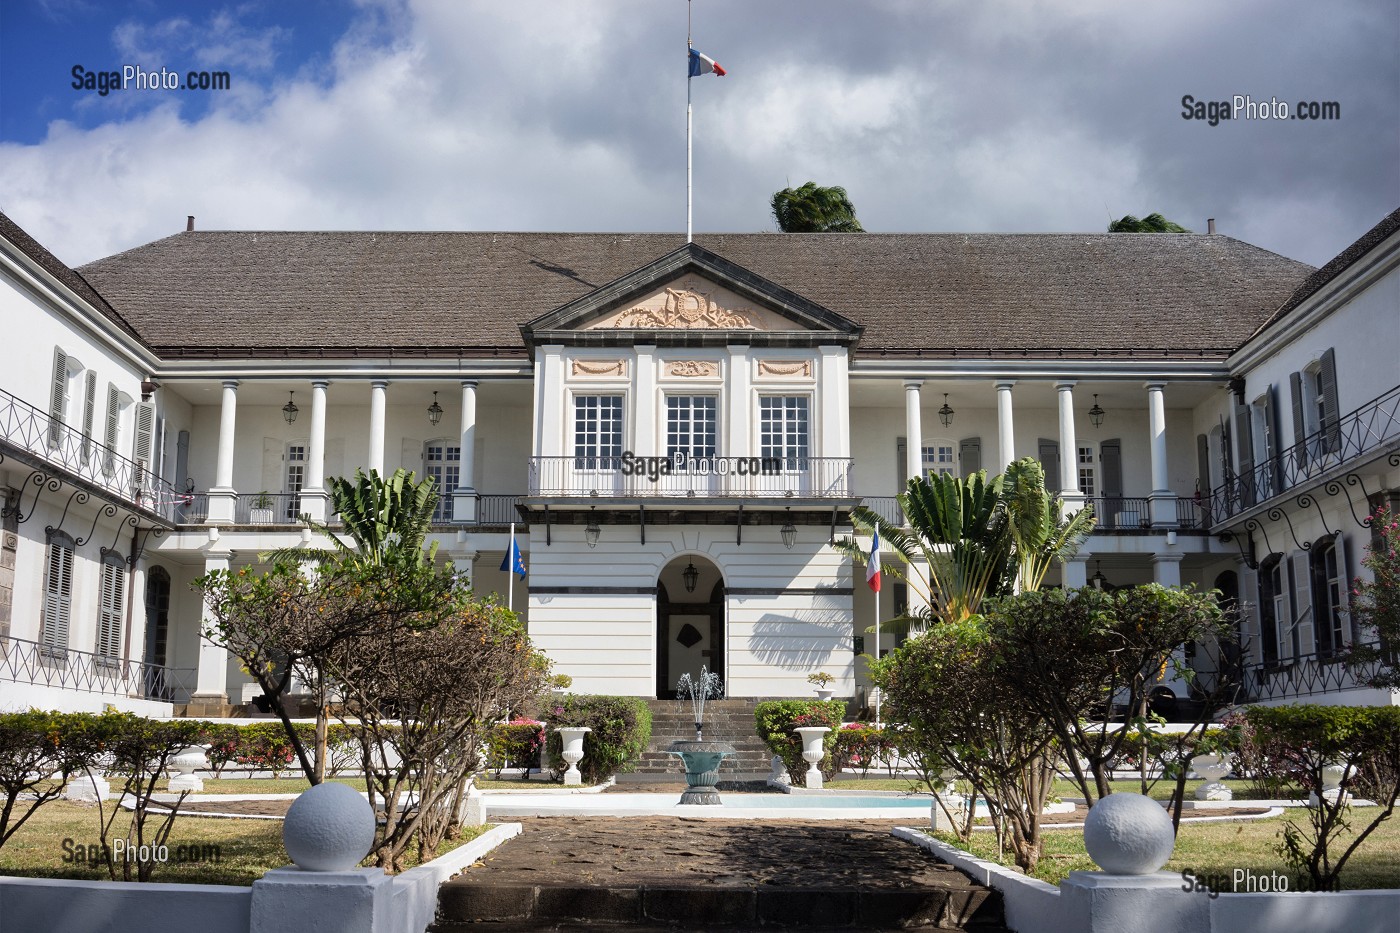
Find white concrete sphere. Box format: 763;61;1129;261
1082;792;1175;875
283;782;375;872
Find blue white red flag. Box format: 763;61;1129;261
688;48;726;77
501;524;526;579
866;528;881;593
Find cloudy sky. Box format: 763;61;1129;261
0;0;1395;269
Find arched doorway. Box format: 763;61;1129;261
656;556;723;699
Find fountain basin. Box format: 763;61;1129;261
667;740;737;805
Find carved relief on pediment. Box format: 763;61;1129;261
586;277;789;331
571;359;627;377
757;360;812;379
667;360;719;377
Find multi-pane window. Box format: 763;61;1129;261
285;444;306;521
759;396;809;468
425;443;461;522
1315;539;1345;656
574;395;624;469
1257;557;1282;665
41;532;75;658
1078;446;1096;497
921;442;956;477
97;554;125;666
666;396;717;463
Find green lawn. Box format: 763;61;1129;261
0;799;487;885
830;775;1285;803
929;811;1400;891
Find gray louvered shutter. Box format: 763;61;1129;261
103;384;120;476
959;437;981;477
1037;438;1061;493
81;370;96;463
1319;348;1340;453
1196;434;1210;529
1100;439;1123;529
1239;563;1260;665
1234;402;1254;507
41;539;73;651
1264;386;1281;495
895;436;907;490
97;558;124;661
48;347;67;447
1334;533;1351;646
1291;551;1313;660
1289;371;1307;470
133;402;155;468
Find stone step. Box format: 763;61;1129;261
433;883;1009;931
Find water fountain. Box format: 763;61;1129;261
667;667;735;805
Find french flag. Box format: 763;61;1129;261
866;527;882;593
688;48;726;77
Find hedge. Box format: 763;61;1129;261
754;699;845;783
544;695;653;783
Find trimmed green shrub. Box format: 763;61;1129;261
545;695;652;783
234;722;308;778
488;718;546;778
754;699;845;783
0;710;109;851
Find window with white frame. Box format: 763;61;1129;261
666;396;717;464
96;552;125;666
285;443;307;521
1313;536;1346;656
1257;555;1283;665
1077;445;1096;497
41;531;75;658
759;396;809;468
574;395;624;469
921;440;956;477
424;441;460;522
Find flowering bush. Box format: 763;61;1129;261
833;722;895;777
488;718;546;778
234;723;299;779
1346;506;1400;688
753;700;844;783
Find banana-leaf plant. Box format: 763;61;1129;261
265;467;440;567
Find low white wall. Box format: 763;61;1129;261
0;876;251;933
388;823;522;933
893;826;1400;933
0;683;175;717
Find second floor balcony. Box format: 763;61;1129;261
527;455;854;500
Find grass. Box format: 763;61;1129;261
929;809;1400;891
0;799;488;885
830;775;1285;803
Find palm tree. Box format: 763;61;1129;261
1107;213;1191;233
771;182;865;233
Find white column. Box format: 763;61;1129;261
903;381;923;483
1152;552;1184;587
996;381;1016;470
1063;557;1089;589
207;380;239;524
368;380;388;474
727;347;751;460
1056;381;1082;516
454;381;478;523
302;380;329;522
634;346;656;455
450;548;479;587
1146;382;1177;527
820;346;850;460
192;552;231;708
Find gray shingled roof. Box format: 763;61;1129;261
76;230;1313;358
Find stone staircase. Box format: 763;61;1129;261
627;698;775;780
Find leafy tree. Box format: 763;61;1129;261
0;711;107;851
771;181;865;233
1107;212;1191;233
1345;506;1400;687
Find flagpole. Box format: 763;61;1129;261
874;560;882;727
686;0;693;243
507;522;515;611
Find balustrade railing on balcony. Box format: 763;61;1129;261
1237;647;1389;703
1;634;196;703
1082;497;1152;530
0;386;183;521
235;492;303;524
1207;383;1400;524
528;455;853;499
859;496;905;527
428;492;523;526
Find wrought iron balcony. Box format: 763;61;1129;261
1207;383;1400;524
1236;647;1389;703
0;634;196;703
528;455;854;499
0;386;183;522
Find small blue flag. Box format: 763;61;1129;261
501;525;526;579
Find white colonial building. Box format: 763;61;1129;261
1;208;1396;718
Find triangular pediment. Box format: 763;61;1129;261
521;242;861;351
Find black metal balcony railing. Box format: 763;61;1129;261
1208;383;1400;524
0;387;183;521
429;492;523;526
528;455;854;499
1237;648;1388;703
235;492;303;524
1083;497;1151;530
0;634;195;703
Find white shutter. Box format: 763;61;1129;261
103;383;120;475
48;347;67;447
41;539;73;651
1239;564;1259;665
81;370;97;463
97;559;124;660
132;402;155;496
1291;551;1314;659
1334;533;1351;645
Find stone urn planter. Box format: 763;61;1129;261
1310;762;1351;806
168;745;209;793
1191;753;1232;801
557;726;591;786
794;726;831;790
65;755;113;802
